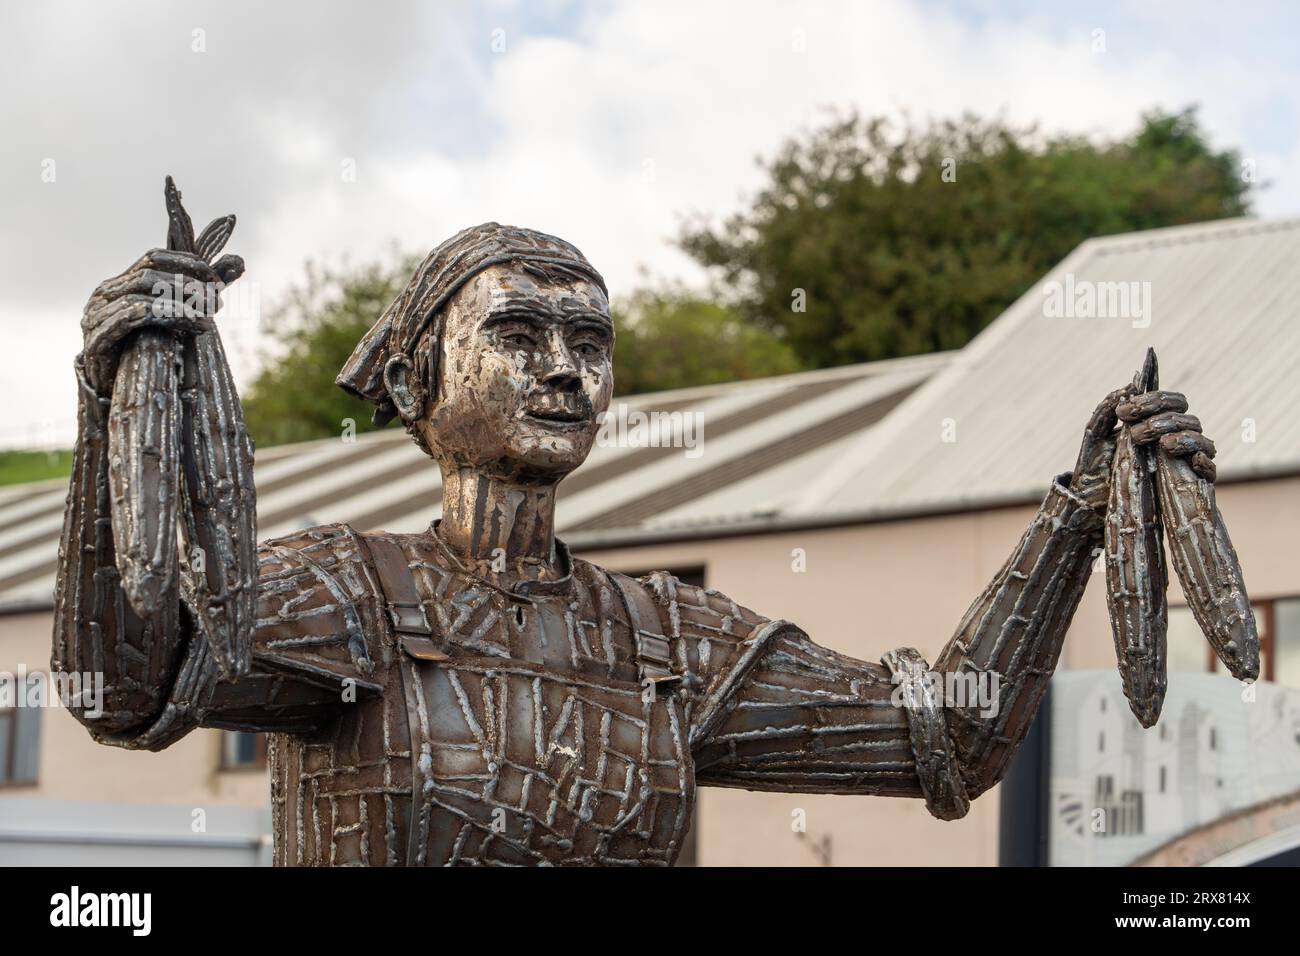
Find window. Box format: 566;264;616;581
0;697;42;786
1167;596;1300;687
1275;598;1300;687
221;731;267;770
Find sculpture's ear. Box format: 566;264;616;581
382;354;425;423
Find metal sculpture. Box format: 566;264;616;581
1106;349;1258;727
53;180;1257;865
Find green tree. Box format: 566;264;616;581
679;107;1253;369
242;256;417;448
612;286;802;396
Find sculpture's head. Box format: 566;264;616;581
337;224;614;482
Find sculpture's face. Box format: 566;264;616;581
419;262;615;481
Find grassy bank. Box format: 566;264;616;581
0;449;73;486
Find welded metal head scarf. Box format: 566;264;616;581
336;222;607;424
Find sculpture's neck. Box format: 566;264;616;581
435;464;563;586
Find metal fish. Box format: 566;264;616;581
166;178;257;678
1156;440;1260;682
107;328;181;615
106;176;255;676
178;326;258;677
1104;348;1168;727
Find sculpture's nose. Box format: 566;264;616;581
541;330;581;390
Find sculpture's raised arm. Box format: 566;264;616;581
54;241;234;737
52;194;375;750
676;388;1221;818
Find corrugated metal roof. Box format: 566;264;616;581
793;216;1300;520
0;352;945;609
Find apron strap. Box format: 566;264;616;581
607;571;680;693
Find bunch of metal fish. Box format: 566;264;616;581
106;178;256;678
1103;348;1259;727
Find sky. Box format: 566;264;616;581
2;0;1298;448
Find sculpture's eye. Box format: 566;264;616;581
572;340;603;360
501;330;537;350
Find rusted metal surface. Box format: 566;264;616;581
54;188;1257;864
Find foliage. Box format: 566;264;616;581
241;256;417;448
612;286;802;395
678;107;1253;368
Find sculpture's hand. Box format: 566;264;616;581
1069;386;1132;510
79;247;245;391
1118;390;1218;483
1069;385;1216;509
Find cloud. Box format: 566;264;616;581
2;0;1297;446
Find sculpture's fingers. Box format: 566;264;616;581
1070;387;1133;508
95;268;212;302
1160;431;1216;459
83;294;216;354
1130;412;1202;445
1191;451;1217;482
96;256;236;319
88;253;212;310
83;294;174;340
1084;385;1133;439
1116;390;1188;423
132;249;220;283
1074;385;1132;476
212;254;246;285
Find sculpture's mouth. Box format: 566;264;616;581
523;394;592;428
524;409;588;428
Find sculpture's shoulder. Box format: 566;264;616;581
580;563;775;693
252;523;389;683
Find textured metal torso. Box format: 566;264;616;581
269;530;693;866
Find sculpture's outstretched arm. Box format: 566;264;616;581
681;388;1220;819
678;473;1100;818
